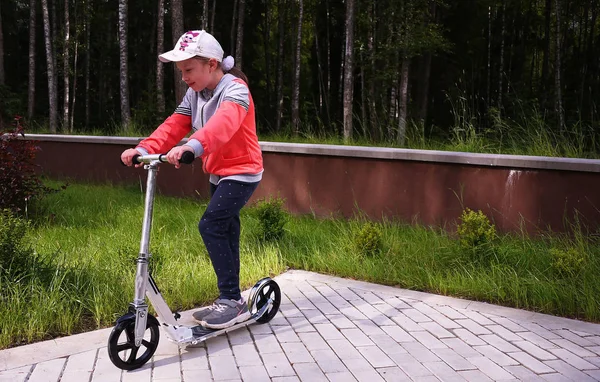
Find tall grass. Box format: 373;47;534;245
24;106;600;159
1;181;598;349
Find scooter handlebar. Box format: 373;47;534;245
124;151;195;166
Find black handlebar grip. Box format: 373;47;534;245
179;151;195;164
121;154;140;166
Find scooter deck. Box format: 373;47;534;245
184;306;269;346
187;316;258;346
192;318;253;336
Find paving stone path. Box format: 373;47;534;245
1;270;599;381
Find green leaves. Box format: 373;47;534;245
256;197;288;242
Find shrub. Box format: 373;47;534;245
354;222;383;257
0;209;34;276
256;197;288;241
0;116;46;212
550;247;585;278
456;208;497;249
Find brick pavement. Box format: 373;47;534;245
1;270;599;381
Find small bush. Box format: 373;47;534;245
0;209;34;276
0;116;47;212
456;208;497;249
256;197;288;241
550;247;585;278
354;222;383;257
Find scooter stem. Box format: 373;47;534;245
134;161;159;305
131;161;159;346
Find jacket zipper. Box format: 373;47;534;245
199;98;207;173
200;102;206;128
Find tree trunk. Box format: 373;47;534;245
0;3;4;86
586;2;597;120
367;1;378;140
230;0;238;56
418;53;431;125
235;0;245;69
51;0;57;85
338;39;344;125
360;50;366;135
325;0;331;122
275;0;285;132
397;58;409;146
388;34;398;139
579;0;590;110
342;0;355;141
118;0;131;130
507;7;515;96
314;22;324;116
541;0;551;104
388;86;397;139
27;0;37;119
210;0;216;34
70;38;78;132
554;0;564;132
263;2;272;113
291;0;303;136
85;0;90;129
202;0;208;30
417;0;435;126
156;0;165;115
63;0;70;131
487;5;492;107
529;46;536;95
360;62;365;135
497;0;505;115
387;9;397;138
171;0;185;103
41;0;58;133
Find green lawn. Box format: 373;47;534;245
0;180;598;349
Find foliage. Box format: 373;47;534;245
2;181;599;348
3;0;600;155
0;209;34;276
456;208;497;250
353;221;383;257
0;117;48;212
550;247;586;278
255;197;288;241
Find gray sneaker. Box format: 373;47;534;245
192;301;220;323
200;298;251;329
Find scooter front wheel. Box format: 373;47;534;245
107;315;160;370
248;278;281;323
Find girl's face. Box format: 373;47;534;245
176;58;219;92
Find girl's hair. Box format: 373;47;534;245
195;56;249;85
226;66;249;85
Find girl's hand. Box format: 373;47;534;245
166;145;195;169
121;148;143;167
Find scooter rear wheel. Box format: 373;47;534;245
107;316;160;370
248;278;281;323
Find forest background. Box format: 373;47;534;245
0;0;599;158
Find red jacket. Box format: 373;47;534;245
137;77;263;176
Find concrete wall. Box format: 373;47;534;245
25;134;600;234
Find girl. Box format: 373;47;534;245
121;30;263;330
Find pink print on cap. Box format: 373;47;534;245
179;31;200;52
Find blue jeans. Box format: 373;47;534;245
199;180;259;300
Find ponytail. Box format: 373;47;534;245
220;56;249;85
227;67;249;86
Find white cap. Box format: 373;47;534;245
159;30;224;63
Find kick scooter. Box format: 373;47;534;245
108;152;281;370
